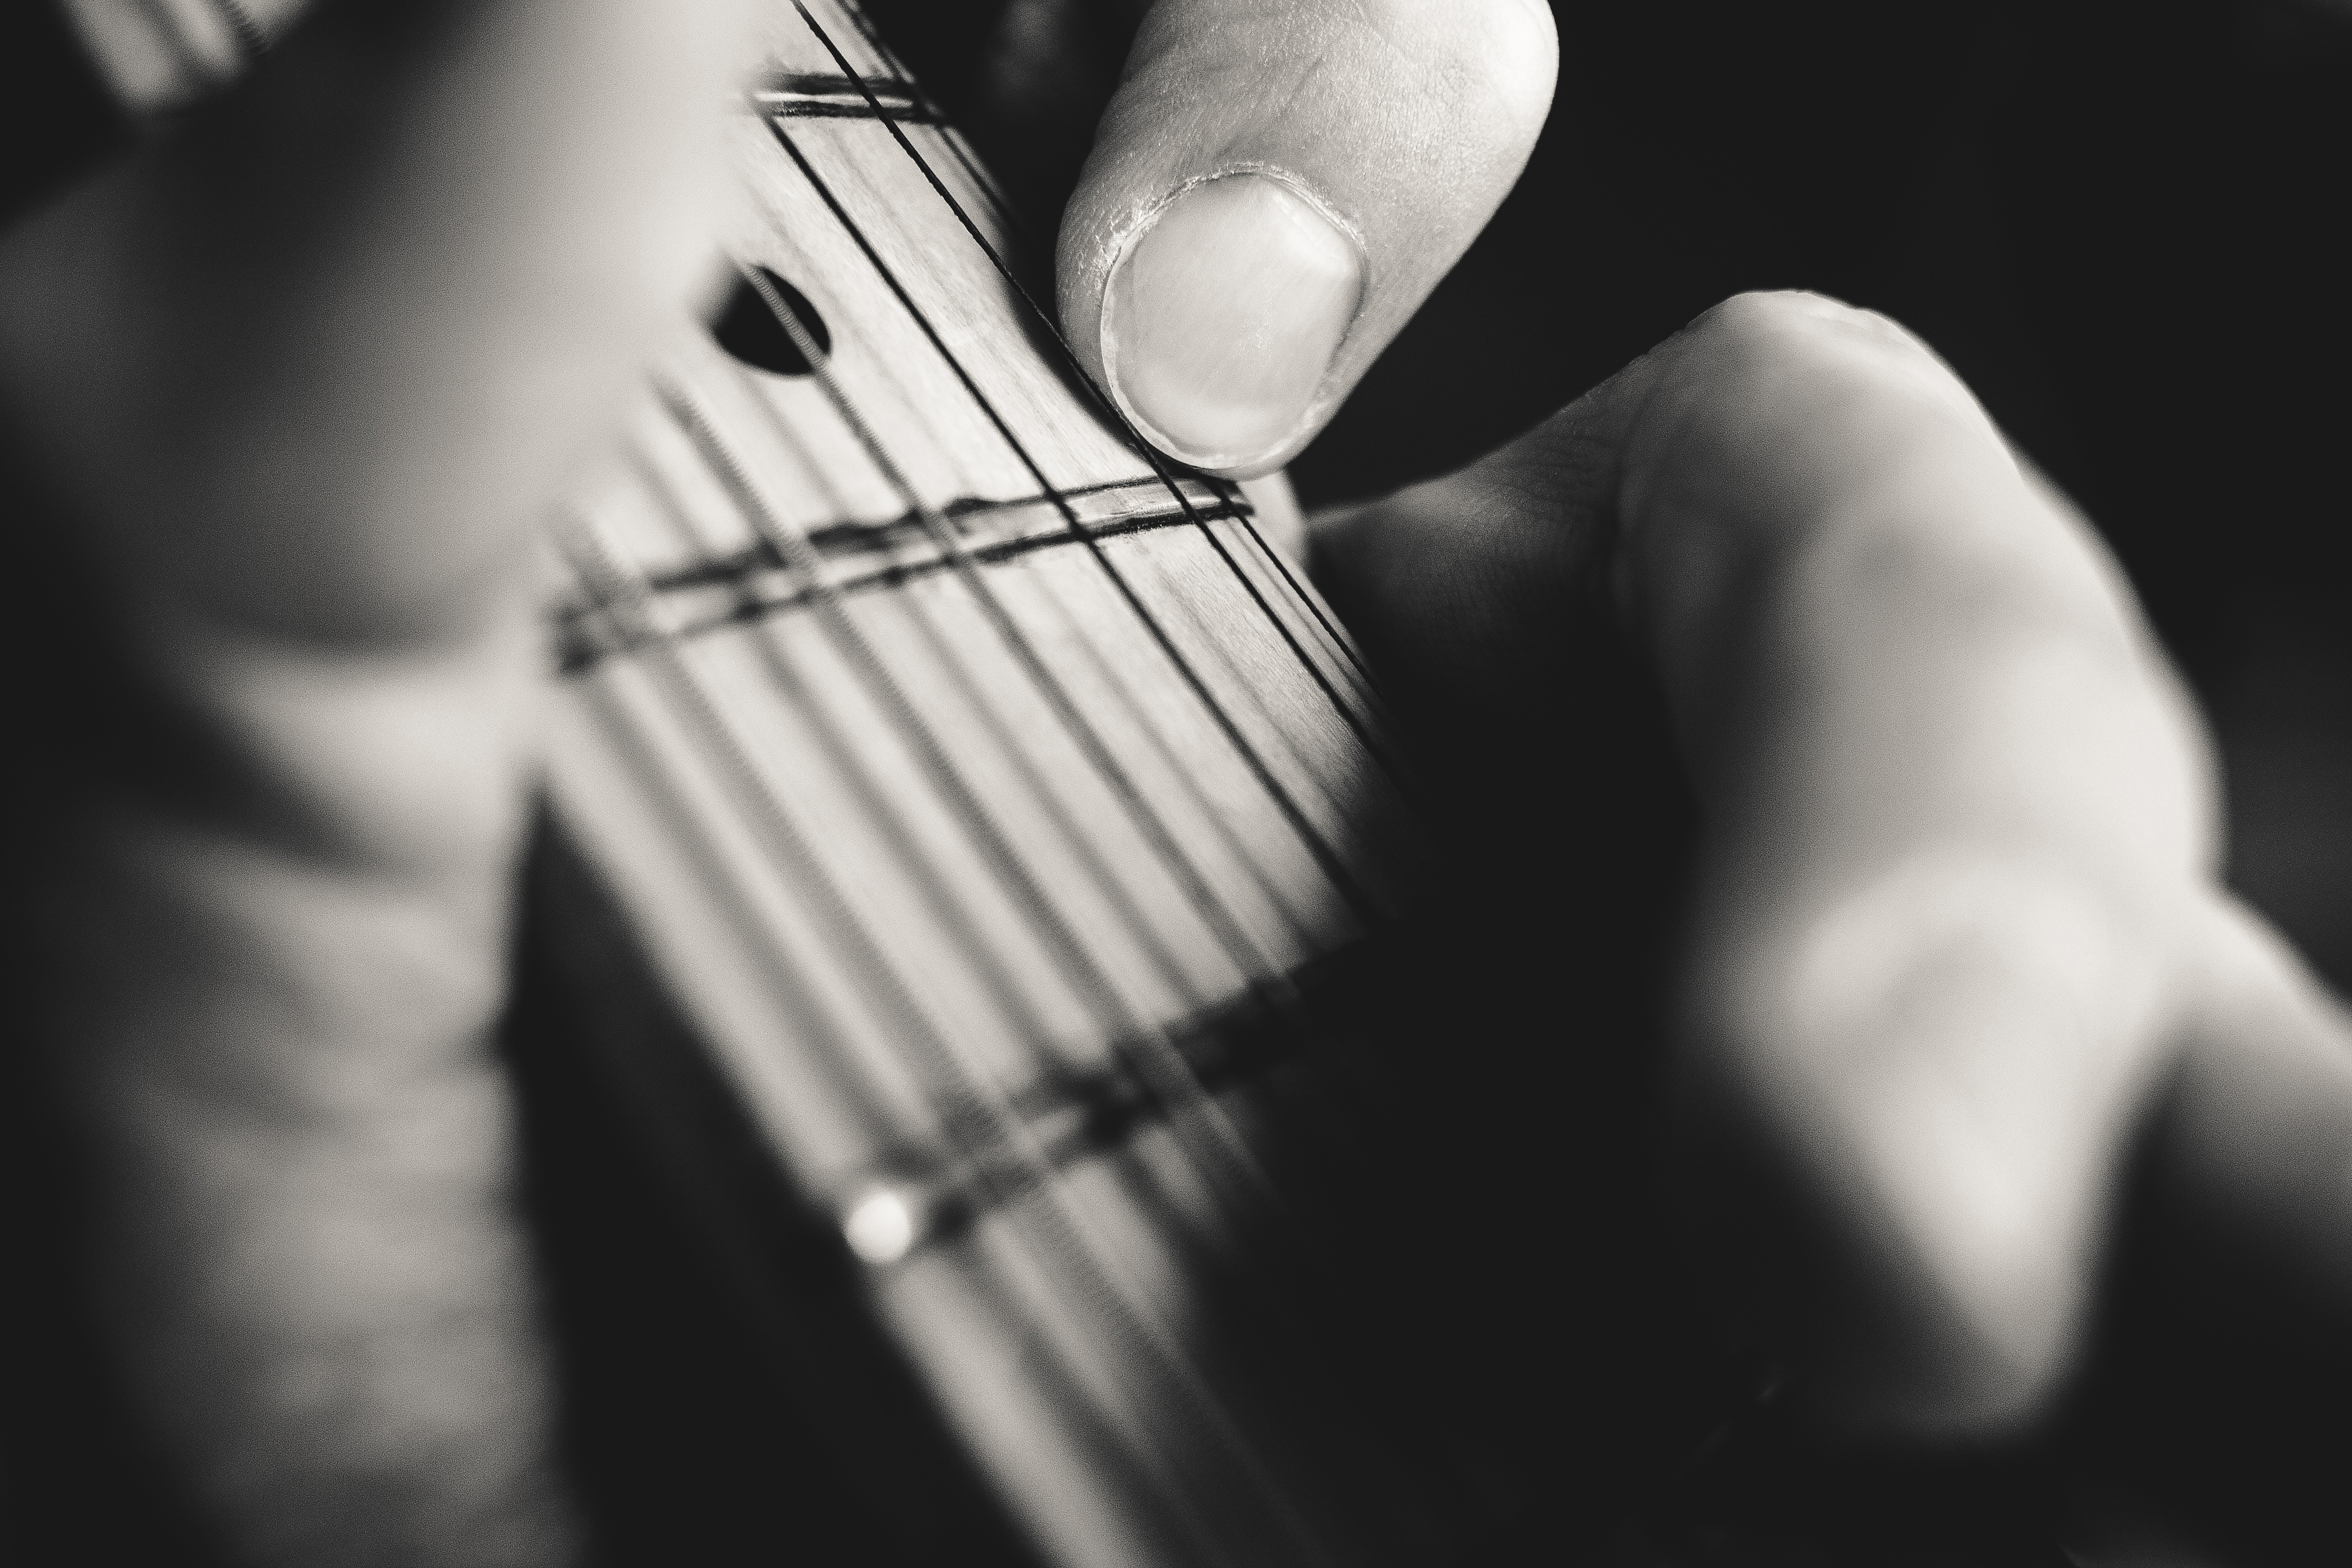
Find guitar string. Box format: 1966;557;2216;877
800;6;1418;936
622;431;1081;1062
556;505;1296;1568
719;264;1422;1341
556;511;1241;1567
793;0;1411;794
620;426;1282;1252
726;243;1344;986
724;260;1345;1172
723;261;1336;985
561;11;1424;1552
1201;475;1393;720
748;11;1408;1214
756;107;1386;934
648;370;1293;1236
731;131;1397;1195
770;15;1475;1512
746;70;1411;1115
830;0;1039;259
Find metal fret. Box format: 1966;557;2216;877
554;477;1241;671
750;71;931;122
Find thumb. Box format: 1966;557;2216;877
1056;0;1556;477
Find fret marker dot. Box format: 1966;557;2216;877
844;1187;916;1265
711;266;832;377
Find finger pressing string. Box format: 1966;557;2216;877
1056;0;1557;477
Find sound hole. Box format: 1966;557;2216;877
711;267;832;376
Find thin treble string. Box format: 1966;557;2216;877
1200;476;1387;704
554;504;1289;1568
619;436;1085;1070
727;257;1395;1188
556;507;1237;1563
758;109;1387;933
560;603;920;1167
727;253;1344;981
791;0;1414;798
728;263;1349;1154
730;264;1331;984
647;376;1293;1233
732;256;1401;1164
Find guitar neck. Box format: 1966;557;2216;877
536;4;1437;1565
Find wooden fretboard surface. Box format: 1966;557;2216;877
543;4;1440;1565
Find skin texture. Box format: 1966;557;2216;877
4;1;2345;1561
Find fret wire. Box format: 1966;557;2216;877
728;251;1392;1154
656;369;1294;1239
558;505;1290;1564
790;1;1413;797
757;106;1388;935
555;493;1232;673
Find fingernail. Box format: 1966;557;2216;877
1101;171;1365;472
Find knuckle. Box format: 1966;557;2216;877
1686;289;1946;389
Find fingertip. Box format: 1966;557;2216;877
1059;0;1558;471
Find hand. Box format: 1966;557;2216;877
1313;290;2352;1556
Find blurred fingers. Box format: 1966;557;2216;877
2;2;755;1561
1615;293;2218;1434
1318;289;2232;1437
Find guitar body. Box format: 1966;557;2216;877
523;5;1491;1562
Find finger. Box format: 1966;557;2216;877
1055;0;1557;477
1316;291;2218;1435
1;0;743;653
1615;294;2215;1435
1;2;750;1561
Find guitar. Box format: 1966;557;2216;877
525;4;1480;1564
